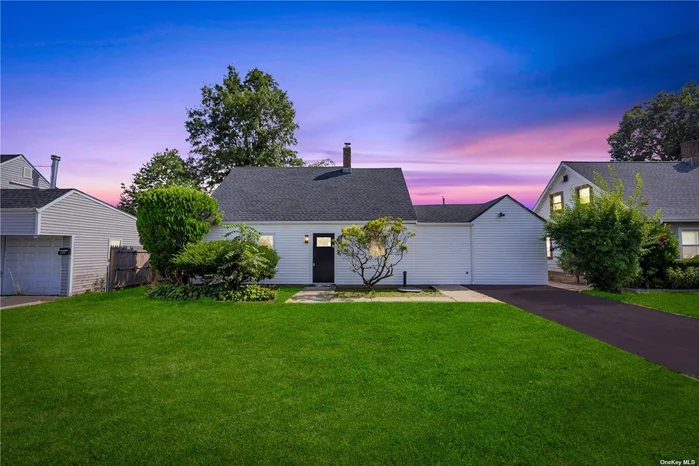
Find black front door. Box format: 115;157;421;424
313;234;335;283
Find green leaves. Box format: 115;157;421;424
136;186;223;279
185;65;303;190
336;217;414;289
118;149;199;216
608;81;699;161
545;169;647;292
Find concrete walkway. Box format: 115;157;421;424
548;281;590;292
0;295;60;309
286;285;498;303
433;286;501;303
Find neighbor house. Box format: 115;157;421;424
1;154;141;296
534;140;699;275
206;143;547;285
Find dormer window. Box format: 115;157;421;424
577;185;592;204
23;167;32;179
550;192;563;211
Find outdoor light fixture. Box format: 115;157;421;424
304;235;309;243
498;212;506;217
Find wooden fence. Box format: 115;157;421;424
107;246;154;291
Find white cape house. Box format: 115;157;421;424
206;144;547;286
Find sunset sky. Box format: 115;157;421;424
2;2;698;207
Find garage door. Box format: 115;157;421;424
2;236;63;295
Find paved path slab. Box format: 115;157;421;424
0;296;60;309
286;286;335;303
433;286;501;303
469;285;699;379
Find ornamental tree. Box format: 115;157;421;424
544;168;647;292
136;186;222;280
336;217;415;290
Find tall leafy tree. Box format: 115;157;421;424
608;81;699;161
118;149;198;215
186;66;303;190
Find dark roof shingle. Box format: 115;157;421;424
414;196;505;223
1;154;22;164
564;161;699;219
212;167;417;222
0;189;73;209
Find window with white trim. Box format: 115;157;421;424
259;235;274;249
23;166;32;179
680;230;699;259
546;237;553;259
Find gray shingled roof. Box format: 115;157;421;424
0;189;73;209
1;154;22;164
564;161;699;219
414;196;505;223
212;167;417;222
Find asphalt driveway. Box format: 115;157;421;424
468;285;699;379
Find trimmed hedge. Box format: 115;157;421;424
666;267;699;289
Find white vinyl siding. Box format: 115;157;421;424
39;191;140;294
0;156;50;189
0;211;37;235
535;166;592;272
472;197;547;285
206;222;472;285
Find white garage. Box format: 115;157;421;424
1;236;64;295
1;189;141;296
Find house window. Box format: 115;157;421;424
680;230;699;259
550;192;563;211
316;237;332;247
23;167;32;179
563;175;569;183
546;237;553;259
577;185;592;204
369;238;386;256
259;235;274;249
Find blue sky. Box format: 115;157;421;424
2;1;698;205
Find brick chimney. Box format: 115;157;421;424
343;142;352;173
681;141;699;166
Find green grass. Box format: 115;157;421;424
584;290;699;319
2;287;698;465
335;286;442;298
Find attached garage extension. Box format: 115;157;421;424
1;189;140;296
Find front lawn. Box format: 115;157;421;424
584;290;699;319
335;286;442;298
2;287;697;464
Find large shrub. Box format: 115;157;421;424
171;223;279;289
172;240;236;277
632;219;680;288
136;186;222;280
545;169;647;293
217;223;280;288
